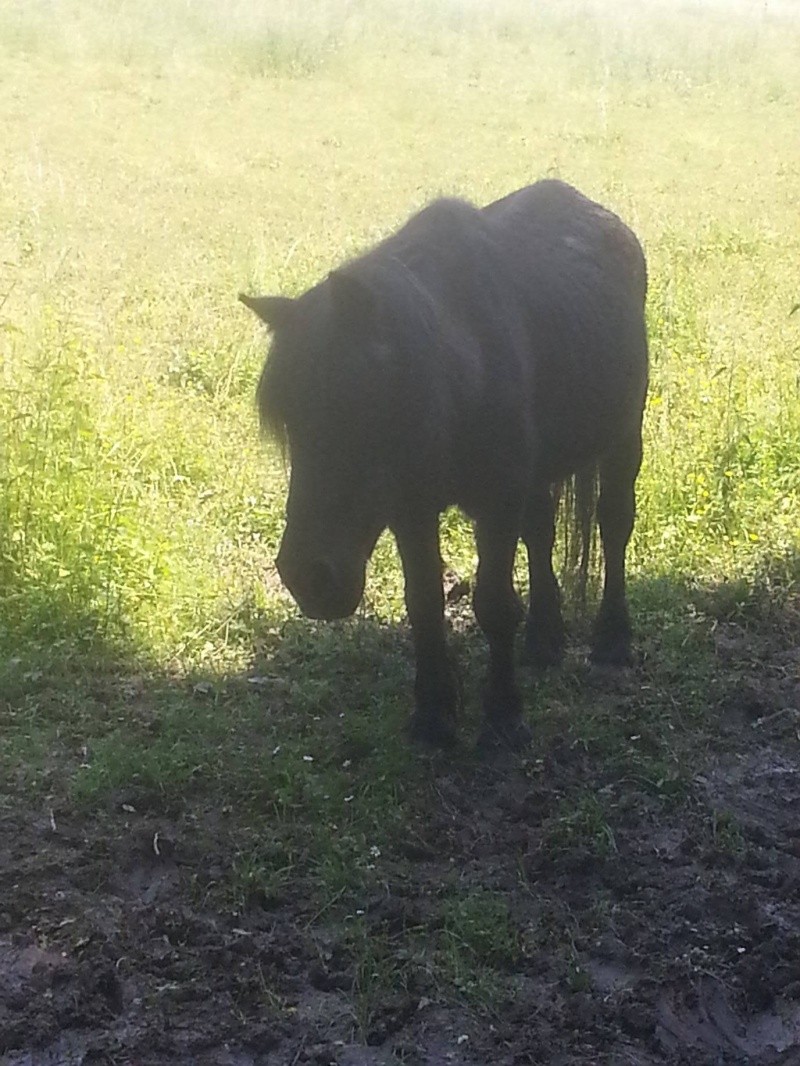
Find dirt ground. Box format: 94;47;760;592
2;620;800;1066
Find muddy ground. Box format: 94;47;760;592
2;616;800;1066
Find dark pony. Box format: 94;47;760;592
241;180;648;750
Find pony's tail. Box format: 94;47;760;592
557;463;600;606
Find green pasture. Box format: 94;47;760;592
1;0;799;998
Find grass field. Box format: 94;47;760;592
1;1;800;1061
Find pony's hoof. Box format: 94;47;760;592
525;613;566;671
476;716;533;757
524;638;565;671
590;641;634;669
408;712;458;750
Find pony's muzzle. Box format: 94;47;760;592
276;546;363;621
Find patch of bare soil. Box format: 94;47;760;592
2;629;799;1065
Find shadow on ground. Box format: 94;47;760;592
1;557;799;1065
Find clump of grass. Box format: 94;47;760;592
542;791;617;858
0;316;138;659
709;808;746;858
441;887;522;971
635;225;800;583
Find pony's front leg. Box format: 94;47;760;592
394;516;460;748
473;518;529;752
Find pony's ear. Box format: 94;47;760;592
328;271;376;330
239;293;296;331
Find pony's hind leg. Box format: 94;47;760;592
522;484;565;668
592;429;643;666
472;516;530;752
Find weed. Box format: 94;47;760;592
710;809;746;857
543;792;618;858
